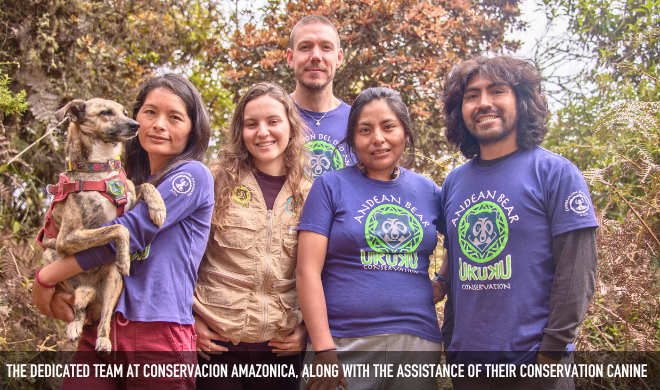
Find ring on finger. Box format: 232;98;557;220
209;342;212;350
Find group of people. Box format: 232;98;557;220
31;14;598;390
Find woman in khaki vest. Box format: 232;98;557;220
193;82;311;390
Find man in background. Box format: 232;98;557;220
287;15;353;179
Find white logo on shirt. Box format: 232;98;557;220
170;172;195;196
565;191;590;217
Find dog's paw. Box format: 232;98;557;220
96;337;112;355
116;257;130;276
148;206;166;228
66;321;84;341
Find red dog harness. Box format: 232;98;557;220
36;158;128;249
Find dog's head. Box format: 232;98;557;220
55;99;140;143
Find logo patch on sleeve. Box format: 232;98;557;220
170;172;195;196
565;190;590;217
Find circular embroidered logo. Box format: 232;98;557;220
566;191;590;215
286;197;297;215
106;178;125;196
171;173;194;195
458;201;508;263
365;204;423;253
305;141;343;179
232;186;251;204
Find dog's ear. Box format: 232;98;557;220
55;100;86;123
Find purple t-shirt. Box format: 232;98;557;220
439;146;599;364
75;161;214;325
296;101;356;180
298;167;443;343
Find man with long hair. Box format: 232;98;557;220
435;56;599;389
286;15;354;180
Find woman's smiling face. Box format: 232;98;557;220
353;99;406;181
242;95;291;176
136;87;192;174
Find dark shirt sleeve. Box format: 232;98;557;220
538;227;598;359
441;288;454;351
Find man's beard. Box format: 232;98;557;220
466;109;517;145
295;67;334;92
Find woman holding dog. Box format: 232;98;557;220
193;82;311;390
32;73;213;390
296;87;444;390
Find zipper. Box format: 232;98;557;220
198;268;258;287
258;210;273;342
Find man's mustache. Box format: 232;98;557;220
303;65;328;72
471;108;501;121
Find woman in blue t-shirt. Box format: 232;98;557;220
297;87;444;390
31;74;214;389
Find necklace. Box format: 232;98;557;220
292;97;330;126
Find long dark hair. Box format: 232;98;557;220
441;55;549;159
125;73;211;186
341;87;417;167
208;82;310;228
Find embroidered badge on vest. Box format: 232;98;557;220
232;186;251;208
286;197;298;216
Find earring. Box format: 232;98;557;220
357;162;368;176
391;166;399;180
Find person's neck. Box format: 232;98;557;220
253;157;286;177
478;130;519;160
291;85;339;112
148;156;167;175
362;165;399;182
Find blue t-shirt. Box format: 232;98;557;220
299;167;443;344
297;101;356;180
75;161;214;325
439;146;599;364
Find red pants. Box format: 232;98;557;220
61;312;197;390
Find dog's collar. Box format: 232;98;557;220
66;156;122;172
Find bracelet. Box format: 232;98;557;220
35;268;57;289
434;272;450;289
315;348;337;355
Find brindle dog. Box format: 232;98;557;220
41;98;166;354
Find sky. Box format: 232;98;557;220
505;0;587;108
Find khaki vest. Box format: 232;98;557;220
193;173;311;344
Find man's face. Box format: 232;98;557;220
461;74;518;145
286;23;343;92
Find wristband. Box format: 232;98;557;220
35;268;57;289
434;272;450;289
315;348;337;355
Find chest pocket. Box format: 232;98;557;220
210;211;257;276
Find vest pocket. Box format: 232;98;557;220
214;217;256;251
194;282;250;342
273;283;301;341
279;224;299;280
209;221;257;276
